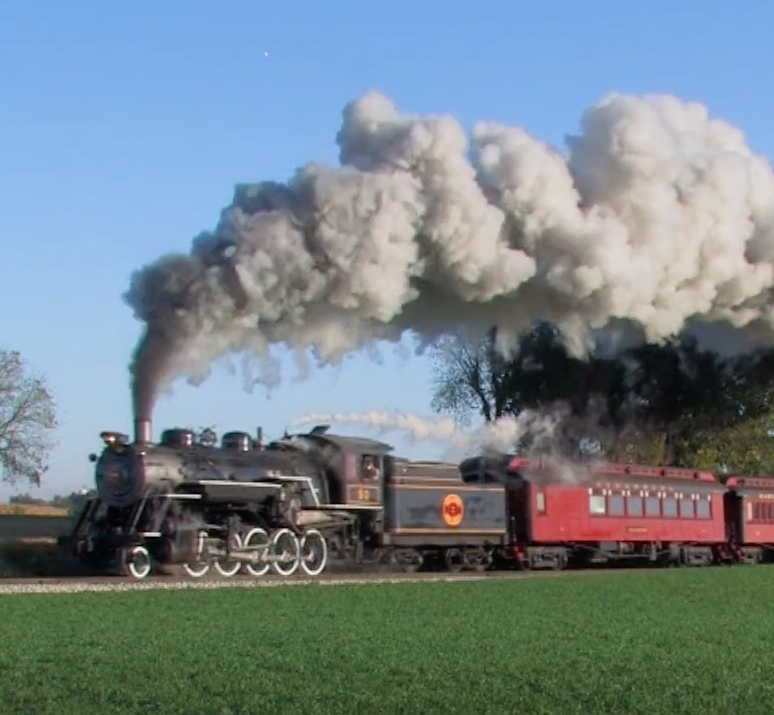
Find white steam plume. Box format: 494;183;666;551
126;91;774;418
288;409;560;461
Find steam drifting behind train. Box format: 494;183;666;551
125;91;774;422
289;410;560;460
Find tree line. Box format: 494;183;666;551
429;322;774;475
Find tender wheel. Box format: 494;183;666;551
299;529;328;577
463;547;492;573
270;527;300;577
243;527;271;577
444;548;465;573
183;531;211;578
392;548;423;573
214;533;243;578
122;545;152;579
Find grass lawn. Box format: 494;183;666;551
2;568;774;714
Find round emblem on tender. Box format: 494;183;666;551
441;493;464;527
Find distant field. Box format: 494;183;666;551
0;504;69;517
2;568;774;715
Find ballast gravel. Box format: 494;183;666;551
0;573;497;596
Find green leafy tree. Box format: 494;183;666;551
0;348;58;487
429;324;774;469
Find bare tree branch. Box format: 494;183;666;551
0;348;58;487
428;334;503;425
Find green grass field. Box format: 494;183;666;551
2;568;774;715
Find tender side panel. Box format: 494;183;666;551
526;478;726;544
384;479;507;539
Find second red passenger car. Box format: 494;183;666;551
504;457;729;569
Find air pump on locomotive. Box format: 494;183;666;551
62;417;508;579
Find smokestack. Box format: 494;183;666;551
134;418;151;444
255;426;263;450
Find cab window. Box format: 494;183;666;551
360;455;381;481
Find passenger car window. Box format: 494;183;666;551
589;494;606;515
662;497;678;517
536;490;546;515
608;495;625;516
645;497;660;517
696;499;711;519
627;496;643;516
680;498;694;518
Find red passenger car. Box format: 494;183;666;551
505;457;728;570
724;475;774;563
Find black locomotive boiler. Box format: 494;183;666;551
61;418;509;579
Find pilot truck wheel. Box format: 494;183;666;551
121;545;152;580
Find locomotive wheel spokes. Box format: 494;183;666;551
122;545;152;579
243;527;271;577
270;527;300;577
182;530;211;578
299;529;328;577
214;533;243;578
444;548;465;573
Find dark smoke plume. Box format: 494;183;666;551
126;91;774;419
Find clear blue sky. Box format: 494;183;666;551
2;0;774;499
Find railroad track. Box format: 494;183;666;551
0;564;693;595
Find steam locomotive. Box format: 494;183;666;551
62;416;774;580
61;418;508;579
